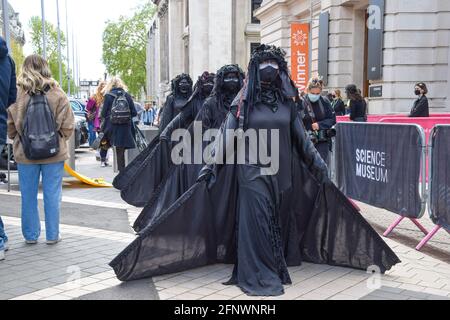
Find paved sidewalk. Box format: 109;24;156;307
1;149;449;300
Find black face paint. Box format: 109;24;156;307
179;79;191;94
222;73;240;93
259;66;279;83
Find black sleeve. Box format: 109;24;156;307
409;97;429;117
318;99;337;130
159;96;175;132
160;103;195;141
127;94;138;118
8;57;17;107
101;94;112;119
292;111;329;183
349;100;356;121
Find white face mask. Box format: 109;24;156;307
259;61;279;70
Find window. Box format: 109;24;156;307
251;0;263;24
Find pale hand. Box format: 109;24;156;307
312;123;320;131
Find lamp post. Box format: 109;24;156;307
56;0;63;84
41;0;47;59
65;0;71;96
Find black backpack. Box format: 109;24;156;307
21;87;60;160
108;91;131;124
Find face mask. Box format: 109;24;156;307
222;77;240;93
259;66;279;83
202;82;214;96
308;94;321;103
415;89;421;96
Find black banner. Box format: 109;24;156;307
429;125;450;231
335;122;424;218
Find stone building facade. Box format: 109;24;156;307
256;0;450;113
147;0;262;105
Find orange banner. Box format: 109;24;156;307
291;23;310;93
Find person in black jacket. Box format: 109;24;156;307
331;89;346;116
101;77;137;171
345;84;367;122
301;77;336;163
409;82;429;117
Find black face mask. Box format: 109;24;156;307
415;89;421;96
260;66;279;83
222;77;240;94
202;82;214;96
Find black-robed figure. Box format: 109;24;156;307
110;45;400;297
132;64;245;232
112;72;214;207
159;73;193;132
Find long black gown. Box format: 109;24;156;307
109;88;401;296
132;92;237;232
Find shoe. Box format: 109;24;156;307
3;240;9;252
46;237;62;245
101;162;106;168
0;249;4;261
25;240;38;245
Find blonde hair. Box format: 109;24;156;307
17;54;57;94
335;89;342;99
103;77;128;95
94;81;106;106
307;77;324;92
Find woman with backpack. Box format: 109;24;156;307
100;77;137;171
7;54;74;245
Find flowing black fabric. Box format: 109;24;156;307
110;45;400;296
110;108;400;296
113;75;211;207
132;66;245;232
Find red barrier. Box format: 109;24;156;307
336;113;450;124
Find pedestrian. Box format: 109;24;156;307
132;96;144;124
7;54;74;245
86;81;106;147
159;74;193;132
101;77;137;171
409;82;429;117
0;36;17;260
345;84;367;122
301;77;337;163
141;102;156;126
331;89;346;116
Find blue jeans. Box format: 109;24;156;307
88;122;97;146
18;162;64;242
0;144;6;250
0;216;7;251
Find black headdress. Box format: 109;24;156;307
171;73;193;98
235;44;298;129
194;71;216;99
211;64;245;112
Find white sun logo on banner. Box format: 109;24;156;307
293;30;308;46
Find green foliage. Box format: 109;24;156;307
28;16;77;95
10;39;25;75
102;1;156;97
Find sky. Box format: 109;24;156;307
9;0;147;80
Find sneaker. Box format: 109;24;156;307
101;162;106;168
0;249;4;261
25;240;38;245
46;237;62;245
3;240;9;252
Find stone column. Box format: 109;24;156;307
189;0;210;77
208;0;233;72
168;0;185;79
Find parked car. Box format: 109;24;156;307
70;98;88;118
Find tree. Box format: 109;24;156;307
102;1;156;97
10;39;25;75
28;16;77;95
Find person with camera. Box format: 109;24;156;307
301;77;336;163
